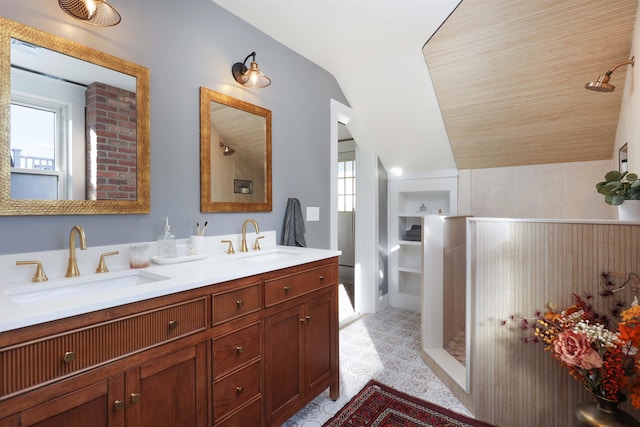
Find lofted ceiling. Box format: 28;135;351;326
213;0;637;173
424;0;638;170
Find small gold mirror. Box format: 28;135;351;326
200;87;272;212
0;17;150;215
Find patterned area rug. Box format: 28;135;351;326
323;380;494;427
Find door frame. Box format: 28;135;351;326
330;99;382;314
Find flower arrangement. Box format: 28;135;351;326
530;294;640;407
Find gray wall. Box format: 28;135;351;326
0;0;348;254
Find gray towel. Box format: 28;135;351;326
282;198;306;247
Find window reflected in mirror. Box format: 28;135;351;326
0;17;150;215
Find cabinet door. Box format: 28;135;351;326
264;305;302;424
127;343;208;427
19;376;125;427
303;291;336;395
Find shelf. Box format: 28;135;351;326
399;240;421;246
398;266;421;274
398;212;428;218
388;176;458;312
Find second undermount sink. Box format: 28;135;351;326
5;270;171;307
235;248;301;263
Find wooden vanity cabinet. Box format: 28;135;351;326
263;262;339;427
0;293;210;427
0;256;339;427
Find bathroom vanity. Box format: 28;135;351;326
0;243;339;427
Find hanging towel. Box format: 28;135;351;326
282;198;306;247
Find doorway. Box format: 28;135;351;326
330;99;382;321
337;123;357;324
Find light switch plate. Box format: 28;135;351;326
306;206;320;221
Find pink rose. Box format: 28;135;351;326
553;330;603;370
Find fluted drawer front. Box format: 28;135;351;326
212;283;261;325
213;360;261;421
213;323;261;379
265;264;335;307
0;297;207;397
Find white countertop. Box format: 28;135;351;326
0;243;340;333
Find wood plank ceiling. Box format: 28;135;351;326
423;0;637;170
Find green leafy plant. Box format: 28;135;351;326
596;171;640;205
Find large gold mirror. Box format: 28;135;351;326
200;87;272;212
0;17;150;215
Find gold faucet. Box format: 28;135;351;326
240;219;260;252
66;225;87;277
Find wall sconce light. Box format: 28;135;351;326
220;143;235;156
58;0;121;27
232;51;271;88
585;56;635;92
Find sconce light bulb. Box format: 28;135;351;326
85;0;98;18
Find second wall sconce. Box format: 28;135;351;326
585;56;635;92
58;0;121;26
232;51;271;88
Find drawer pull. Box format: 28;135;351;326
236;386;244;394
236;299;244;307
319;275;324;281
284;286;290;292
168;320;178;329
130;393;141;403
113;400;124;411
236;346;244;354
63;351;76;363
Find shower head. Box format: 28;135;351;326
220;143;235;156
585;73;615;92
585;57;635;92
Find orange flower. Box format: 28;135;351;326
544;311;561;322
565;305;582;316
618;322;640;347
621;306;640;322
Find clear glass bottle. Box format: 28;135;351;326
157;217;176;258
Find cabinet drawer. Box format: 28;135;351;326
215;397;261;427
212;283;261;325
213;360;261;421
213;323;261;379
265;264;335;307
0;297;207;397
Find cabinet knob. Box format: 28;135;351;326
113;400;124;411
305;315;312;321
168;320;178;329
236;386;244;394
236;346;244;354
63;351;76;363
236;300;244;307
319;275;324;281
300;318;306;323
284;286;290;292
130;392;141;403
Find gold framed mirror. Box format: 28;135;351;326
0;16;150;215
200;87;272;212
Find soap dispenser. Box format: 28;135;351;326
157;217;176;258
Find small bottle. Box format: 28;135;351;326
157;217;176;258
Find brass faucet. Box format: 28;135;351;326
240;218;260;252
66;225;87;277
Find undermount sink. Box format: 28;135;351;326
5;270;170;307
235;248;301;263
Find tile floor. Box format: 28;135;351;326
283;306;470;426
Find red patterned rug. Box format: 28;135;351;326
323;380;495;427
